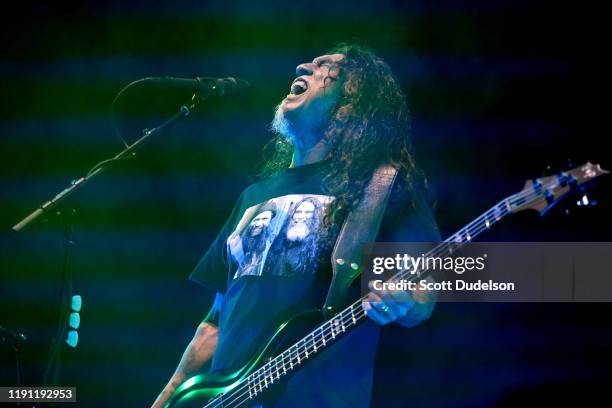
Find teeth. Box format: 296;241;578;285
290;80;307;95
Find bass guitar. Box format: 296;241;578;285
167;162;608;408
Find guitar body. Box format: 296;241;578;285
167;310;323;408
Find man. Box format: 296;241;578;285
263;196;325;277
229;202;277;278
152;44;440;407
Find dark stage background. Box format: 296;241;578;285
1;1;610;406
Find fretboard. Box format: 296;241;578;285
206;188;538;408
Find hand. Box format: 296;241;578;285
362;277;437;327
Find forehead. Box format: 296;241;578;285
296;201;315;210
253;211;272;219
312;53;345;64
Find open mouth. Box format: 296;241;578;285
290;78;308;95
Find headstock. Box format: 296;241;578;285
509;162;609;215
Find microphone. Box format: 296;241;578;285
143;76;250;97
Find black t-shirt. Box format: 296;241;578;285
190;160;440;407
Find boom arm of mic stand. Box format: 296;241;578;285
12;101;197;232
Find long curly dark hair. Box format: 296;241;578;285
258;43;432;229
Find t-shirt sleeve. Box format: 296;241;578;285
189;191;245;293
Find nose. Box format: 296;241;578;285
296;62;315;77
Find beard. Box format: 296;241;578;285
286;223;310;242
243;228;268;254
248;225;263;237
271;102;295;139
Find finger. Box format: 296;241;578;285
379;290;415;311
363;295;396;321
367;293;402;322
366;291;382;304
362;299;393;325
369;280;412;304
369;283;415;319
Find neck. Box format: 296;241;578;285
289;129;330;167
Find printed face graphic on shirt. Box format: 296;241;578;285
229;195;333;279
247;210;273;237
286;200;317;242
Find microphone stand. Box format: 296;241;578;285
12;89;201;388
0;325;27;382
13;99;198;232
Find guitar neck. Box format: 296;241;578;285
210;180;564;408
203;162;608;408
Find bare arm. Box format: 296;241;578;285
151;322;219;408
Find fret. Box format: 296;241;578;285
218;166;612;408
447;240;462;255
297;341;302;364
494;203;503;220
465;228;472;241
263;363;268;388
257;370;263;393
503;199;511;212
273;360;278;381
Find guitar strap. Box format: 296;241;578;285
323;164;398;318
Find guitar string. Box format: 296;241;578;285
204;178;569;408
208;186;542;408
214;304;369;408
198;168;599;408
211;201;511;408
212;190;525;408
208;186;532;407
